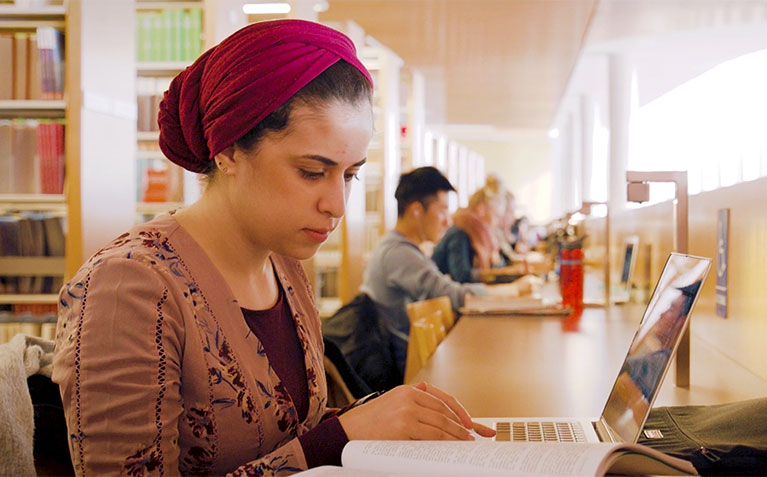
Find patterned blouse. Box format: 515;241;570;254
53;215;334;476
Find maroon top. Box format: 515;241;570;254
242;283;348;468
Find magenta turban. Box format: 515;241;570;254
158;19;373;173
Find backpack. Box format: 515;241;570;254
322;293;402;392
639;398;767;475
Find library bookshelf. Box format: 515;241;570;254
1;5;68;314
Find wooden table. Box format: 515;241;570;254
411;304;767;417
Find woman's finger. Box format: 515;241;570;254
409;384;465;427
411;410;474;441
472;421;497;437
414;382;473;429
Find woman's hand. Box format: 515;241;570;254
338;382;496;441
485;274;543;297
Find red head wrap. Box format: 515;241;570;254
158;19;373;173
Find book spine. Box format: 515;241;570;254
0;33;14;100
28;33;43;100
179;9;190;61
150;13;162;62
189;8;202;58
13;32;29;100
0;120;12;193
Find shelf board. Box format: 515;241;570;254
137;61;192;76
318;297;342;318
136;201;185;215
136;149;167;161
313;250;341;268
0;5;66;17
0;256;66;275
0;100;66;118
136;1;203;10
0;193;66;212
0;5;65;30
137;131;160;142
0;294;59;305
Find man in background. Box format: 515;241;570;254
360;167;487;380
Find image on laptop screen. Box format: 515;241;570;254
600;253;711;443
619;237;638;287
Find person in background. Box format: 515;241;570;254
432;187;522;283
511;215;532;253
360;167;489;380
52;20;493;476
496;189;518;261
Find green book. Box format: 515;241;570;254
136;12;151;62
149;12;162;62
189;8;202;59
179;9;189;61
170;8;182;62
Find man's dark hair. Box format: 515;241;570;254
394;166;456;217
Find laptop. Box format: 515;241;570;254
584;236;639;306
478;252;711;443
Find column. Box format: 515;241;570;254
608;54;634;212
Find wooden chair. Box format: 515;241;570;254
405;296;455;333
403;309;445;383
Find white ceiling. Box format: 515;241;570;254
319;0;767;132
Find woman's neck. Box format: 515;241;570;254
174;190;279;310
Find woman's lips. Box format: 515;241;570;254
303;228;330;243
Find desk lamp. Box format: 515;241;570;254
579;201;610;307
626;171;689;387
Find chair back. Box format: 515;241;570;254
404;309;445;383
406;295;455;332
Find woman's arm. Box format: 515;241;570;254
53;258;186;476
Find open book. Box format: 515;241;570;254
460;294;569;316
296;440;697;476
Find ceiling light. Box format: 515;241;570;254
243;3;291;15
313;1;329;12
547;128;560;139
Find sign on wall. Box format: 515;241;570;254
715;208;729;318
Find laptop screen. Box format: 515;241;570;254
600;253;711;443
619;239;638;286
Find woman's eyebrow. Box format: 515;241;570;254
300;155;367;168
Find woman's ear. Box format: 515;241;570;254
213;147;236;174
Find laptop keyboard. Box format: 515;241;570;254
495;421;586;442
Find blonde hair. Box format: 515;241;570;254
484;173;505;194
469;187;505;216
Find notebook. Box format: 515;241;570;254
584;236;639;306
478;252;711;444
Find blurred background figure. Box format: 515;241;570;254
431;187;511;283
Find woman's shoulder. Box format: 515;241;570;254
72;215;184;280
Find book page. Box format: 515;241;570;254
342;441;617;476
293;465;419;476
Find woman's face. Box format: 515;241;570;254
226;99;373;260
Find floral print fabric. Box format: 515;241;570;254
53;215;329;476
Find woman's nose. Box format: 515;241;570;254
318;176;347;218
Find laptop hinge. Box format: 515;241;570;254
594;418;619;443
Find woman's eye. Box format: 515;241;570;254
344;172;360;183
300;169;325;180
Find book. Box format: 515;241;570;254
0;120;11;192
0;33;13;100
461;294;569;316
296;440;697;476
13;32;29;100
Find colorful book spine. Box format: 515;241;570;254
137;8;202;62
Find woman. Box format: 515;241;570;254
53;20;493;476
431;187;516;283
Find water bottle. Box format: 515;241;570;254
559;242;584;312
